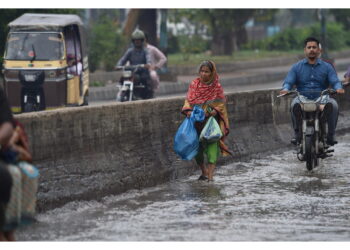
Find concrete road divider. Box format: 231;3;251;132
15;87;350;212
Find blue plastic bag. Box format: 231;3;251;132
191;105;205;122
174;106;205;160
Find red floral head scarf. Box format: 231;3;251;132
186;60;225;105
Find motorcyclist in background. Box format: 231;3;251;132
116;29;151;67
116;29;153;98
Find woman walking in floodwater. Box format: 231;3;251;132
182;60;231;181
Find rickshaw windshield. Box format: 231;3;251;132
5;32;64;61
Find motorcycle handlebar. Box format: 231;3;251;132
276;90;297;98
115;64;146;71
277;89;337;98
323;88;337;95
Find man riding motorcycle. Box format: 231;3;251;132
115;29;153;98
280;37;344;146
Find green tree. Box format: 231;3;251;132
171;9;238;55
329;9;350;31
169;9;276;56
246;22;349;51
88;13;126;72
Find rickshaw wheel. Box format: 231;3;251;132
82;95;89;106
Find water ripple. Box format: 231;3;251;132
17;134;350;241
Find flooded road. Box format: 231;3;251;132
18;135;350;241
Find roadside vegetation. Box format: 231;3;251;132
2;9;350;71
167;50;301;66
168;21;350;66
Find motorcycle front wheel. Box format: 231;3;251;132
305;135;317;171
117;90;130;102
23;102;39;113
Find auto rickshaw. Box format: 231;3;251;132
2;13;89;113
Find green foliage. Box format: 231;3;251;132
244;22;350;51
177;34;209;61
88;15;127;72
253;9;278;23
167;32;180;54
90;81;105;87
260;28;306;50
167;50;299;66
168;9;271;56
310;22;348;49
329;9;350;31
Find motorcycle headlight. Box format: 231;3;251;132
46;70;56;78
46;69;66;78
123;70;132;78
302;103;317;112
4;69;19;78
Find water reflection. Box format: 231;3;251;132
176;181;224;202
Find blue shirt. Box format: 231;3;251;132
282;58;342;99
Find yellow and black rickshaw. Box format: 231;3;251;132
2;13;89;113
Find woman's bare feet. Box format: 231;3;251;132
207;163;216;181
4;231;15;241
198;164;208;181
0;231;15;241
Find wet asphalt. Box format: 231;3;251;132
17;133;350;241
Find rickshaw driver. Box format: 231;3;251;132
67;54;82;76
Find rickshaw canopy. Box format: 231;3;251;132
8;13;84;31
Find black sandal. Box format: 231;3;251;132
198;175;208;181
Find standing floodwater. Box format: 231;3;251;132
17;135;350;241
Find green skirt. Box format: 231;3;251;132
195;141;219;164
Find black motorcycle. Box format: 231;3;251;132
19;70;46;112
115;64;153;102
278;89;336;171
